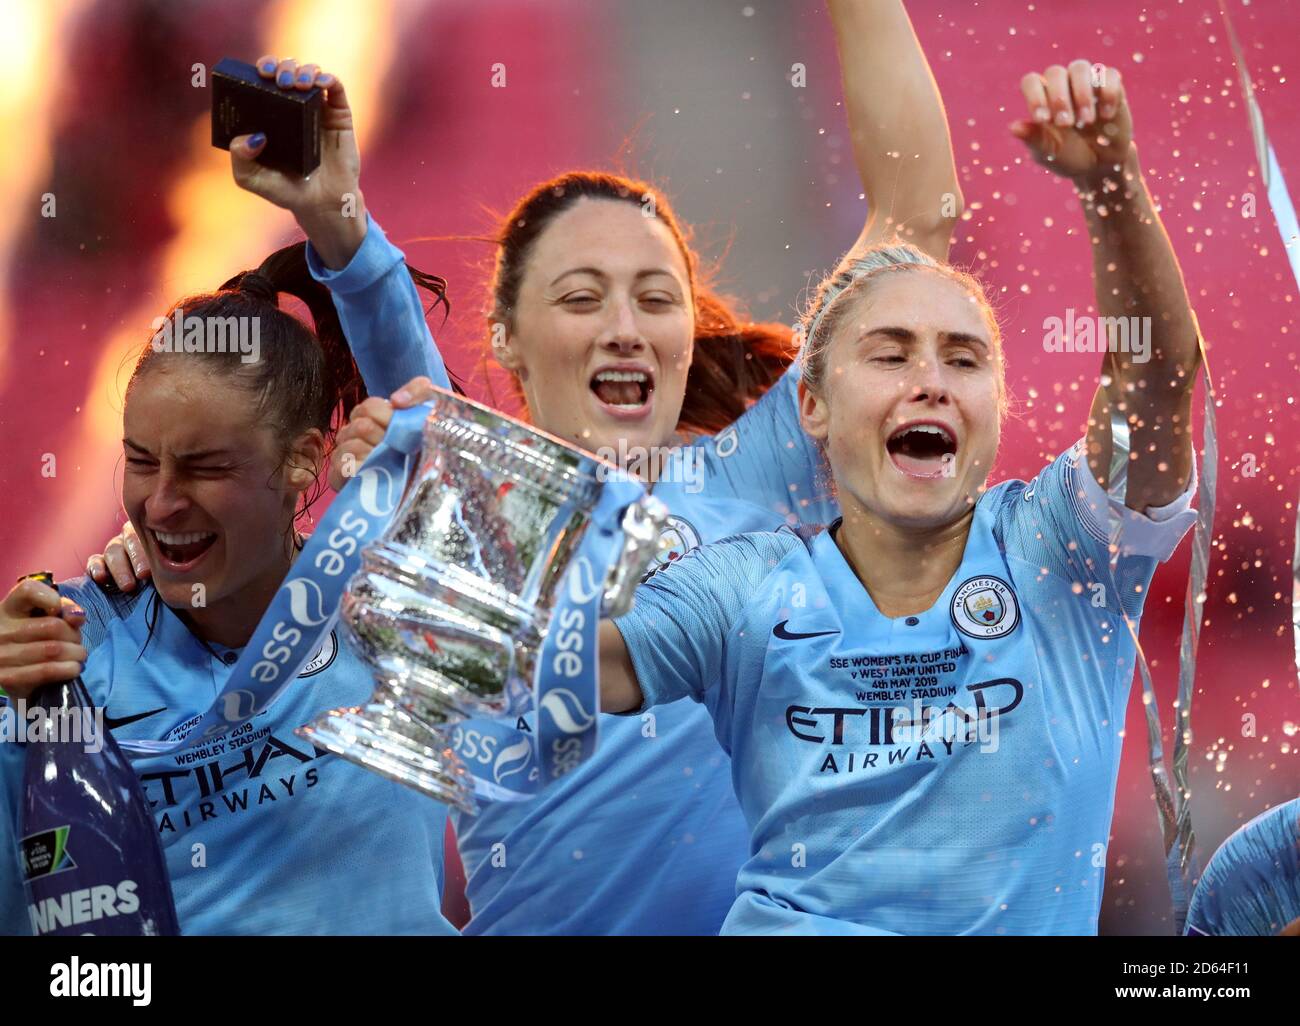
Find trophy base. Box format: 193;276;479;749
296;704;477;814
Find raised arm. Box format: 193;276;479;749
228;57;449;398
226;57;367;269
830;0;963;263
1013;60;1200;510
695;4;959;519
598;620;644;714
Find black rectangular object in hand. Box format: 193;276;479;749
211;57;322;176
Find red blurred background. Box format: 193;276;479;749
1;0;1296;933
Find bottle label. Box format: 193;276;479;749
22;824;171;935
27;880;142;935
21;686;180;936
20;826;77;880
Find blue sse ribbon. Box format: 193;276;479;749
451;474;645;804
116;403;431;755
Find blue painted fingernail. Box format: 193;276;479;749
259;60;276;74
298;71;312;84
277;70;293;87
318;73;335;86
248;132;266;148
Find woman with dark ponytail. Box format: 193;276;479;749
0;244;459;935
92;3;963;935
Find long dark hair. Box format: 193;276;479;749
126;242;448;521
487;170;794;436
125;242;447;648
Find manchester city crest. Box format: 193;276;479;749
950;576;1020;639
653;515;702;566
298;629;339;677
640;515;703;584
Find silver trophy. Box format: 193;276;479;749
297;388;666;812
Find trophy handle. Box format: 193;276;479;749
601;495;670;619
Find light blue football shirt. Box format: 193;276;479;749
308;216;837;934
616;442;1197;935
0;578;457;936
1186;797;1300;935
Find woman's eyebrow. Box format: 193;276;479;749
175;449;235;461
942;331;990;351
858;326;988;351
549;266;607;287
860;326;915;342
549;267;680;287
122;439;233;460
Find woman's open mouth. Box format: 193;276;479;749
590;367;654;420
151;529;218;572
886;421;958;480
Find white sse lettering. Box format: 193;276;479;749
551;607;585;679
249;508;373;684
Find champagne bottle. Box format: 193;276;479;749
16;572;179;936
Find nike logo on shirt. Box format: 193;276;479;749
103;706;167;730
772;621;840;641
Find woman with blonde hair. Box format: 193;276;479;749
597;59;1203;934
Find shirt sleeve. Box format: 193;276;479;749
694;364;838;526
1185;799;1300;936
306;213;452;397
1016;439;1198;566
613;531;798;711
1073;441;1199;562
56;576;145;655
995;440;1197;622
